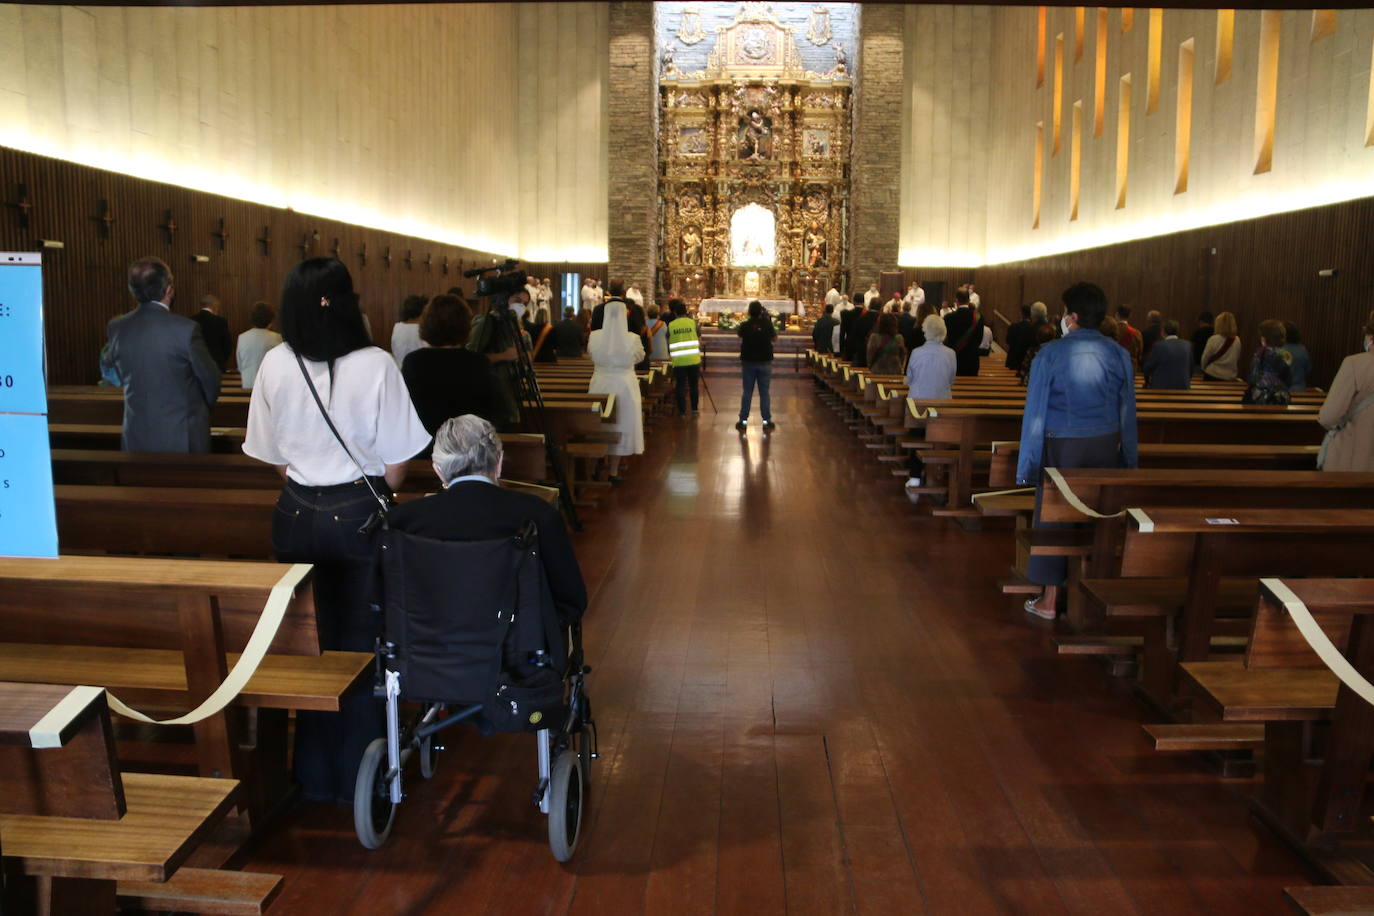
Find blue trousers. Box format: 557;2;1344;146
739;361;773;422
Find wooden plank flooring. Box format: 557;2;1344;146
238;376;1315;914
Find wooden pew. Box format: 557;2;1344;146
0;556;371;822
987;441;1320;488
0;682;268;915
1041;469;1374;630
1182;579;1374;883
1117;508;1374;709
49;436;549;492
915;406;1324;511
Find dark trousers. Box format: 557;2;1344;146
739;362;773;421
674;364;701;414
273;477;389;803
1027;432;1124;587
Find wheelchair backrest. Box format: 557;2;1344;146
379;526;553;704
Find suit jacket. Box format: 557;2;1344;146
943;306;984;376
845;308;878;365
1004;319;1035;370
838;307;859;357
102;302;221;453
897;313;916;339
192;309;232;371
552;319;585;358
386;480;587;625
590;298;632;332
811;315;838;353
1142;337;1193;389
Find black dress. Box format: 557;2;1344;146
401;347;498;435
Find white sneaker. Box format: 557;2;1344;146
904;477;923;489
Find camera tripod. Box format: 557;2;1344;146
477;299;583;532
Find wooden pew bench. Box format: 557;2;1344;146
0;556;371;830
1182;579;1374;883
0;682;268;915
1041;469;1374;630
1119;508;1374;711
988;441;1321;488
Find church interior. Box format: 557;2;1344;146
1;1;1374;913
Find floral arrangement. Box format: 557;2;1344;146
716;313;740;330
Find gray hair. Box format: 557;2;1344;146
1030;301;1048;322
433;415;504;482
922;314;948;342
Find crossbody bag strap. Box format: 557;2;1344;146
1336;388;1374;430
1203;335;1235;369
295;352;390;513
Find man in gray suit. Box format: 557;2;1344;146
1142;319;1193;390
100;257;221;453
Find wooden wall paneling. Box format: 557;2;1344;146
0;145;508;385
974;195;1374;388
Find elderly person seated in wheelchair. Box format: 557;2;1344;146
385;414;587;627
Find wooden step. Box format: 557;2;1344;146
1055;634;1247;657
1080;577;1260;619
1015;529;1094;556
876;453;906;463
119;867;284;915
1143;723;1264;753
1000;575;1042;595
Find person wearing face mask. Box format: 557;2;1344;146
1017;282;1139;620
1316;316;1374;472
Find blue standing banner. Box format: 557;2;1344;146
0;252;58;558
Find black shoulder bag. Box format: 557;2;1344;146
296;352;394;534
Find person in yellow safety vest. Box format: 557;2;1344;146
667;298;703;417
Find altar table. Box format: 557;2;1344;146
699;298;797;316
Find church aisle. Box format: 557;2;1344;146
240;376;1312;914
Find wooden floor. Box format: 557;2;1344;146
239;376;1315;914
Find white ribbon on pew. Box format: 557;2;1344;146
105;563;314;726
1264;577;1374;709
1044;467;1127;519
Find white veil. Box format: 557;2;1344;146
593;299;636;365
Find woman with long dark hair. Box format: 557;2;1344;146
243;258;430;803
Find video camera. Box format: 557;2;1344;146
464;259;527;300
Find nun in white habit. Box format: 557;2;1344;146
587;299;645;481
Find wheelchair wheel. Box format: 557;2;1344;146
354;738;397;849
546;750;584;863
577;721;596;791
419;734;439;780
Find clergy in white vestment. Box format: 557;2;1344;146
525;280;540;305
536;278;554;312
824;286;843;310
903;283;925;309
625;285;645;308
863;284;879;307
581;281;597;311
969;284;981;308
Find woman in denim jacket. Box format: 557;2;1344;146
1017;283;1139;619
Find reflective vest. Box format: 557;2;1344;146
667;316;702;367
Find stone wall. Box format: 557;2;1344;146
849;3;905;287
607;2;659;305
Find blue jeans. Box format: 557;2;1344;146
739;361;773;422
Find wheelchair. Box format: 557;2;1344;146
352;521;596;861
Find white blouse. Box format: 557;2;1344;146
244;343;431;486
390;321;424;369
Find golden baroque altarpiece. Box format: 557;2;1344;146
658;4;851;311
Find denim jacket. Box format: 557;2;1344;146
1016;328;1139;485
